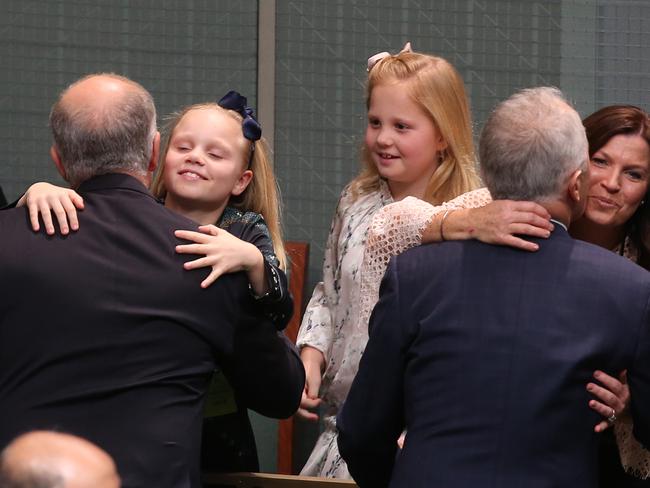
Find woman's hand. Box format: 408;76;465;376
17;182;84;235
174;225;265;290
587;370;630;432
296;346;325;422
430;201;554;252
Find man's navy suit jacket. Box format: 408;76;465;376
338;226;650;488
0;174;305;488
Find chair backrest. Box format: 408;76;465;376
277;241;310;474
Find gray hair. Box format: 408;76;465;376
479;87;588;201
49;73;157;187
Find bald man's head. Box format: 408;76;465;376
0;431;120;488
49;73;158;187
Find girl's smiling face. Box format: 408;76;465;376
163;108;252;216
364;83;447;200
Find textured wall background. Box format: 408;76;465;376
0;0;258;200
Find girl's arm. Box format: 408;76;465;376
14;182;84;235
175;217;293;331
420;194;553;251
295;189;350;421
175;225;268;291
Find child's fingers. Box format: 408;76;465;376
174;229;210;243
61;197;81;231
182;256;213;270
51;200;70;235
175;243;208;255
70;191;84;210
197;224;220;236
296;407;319;422
38;202;56;235
201;268;224;288
28;203;41;232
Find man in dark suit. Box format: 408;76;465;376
0;185;7;207
337;87;650;487
0;73;304;488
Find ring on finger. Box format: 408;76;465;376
607;408;617;423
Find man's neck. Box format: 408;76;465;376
122;170;150;188
540;200;572;231
74;170;150;190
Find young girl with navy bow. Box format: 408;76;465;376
15;90;290;472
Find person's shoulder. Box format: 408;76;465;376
220;206;266;230
146;201;197;230
393;239;464;274
573;238;650;279
0;205;27;231
338;181;391;214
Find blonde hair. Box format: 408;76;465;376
350;52;480;205
151;103;286;269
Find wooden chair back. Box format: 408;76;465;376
277;241;310;474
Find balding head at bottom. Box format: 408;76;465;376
0;431;120;488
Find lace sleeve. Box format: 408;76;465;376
358;188;492;327
359;197;438;326
443;187;493;211
615;417;650;479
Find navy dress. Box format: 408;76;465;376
200;206;293;473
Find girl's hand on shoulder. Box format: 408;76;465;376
18;182;84;235
174;224;263;289
447;201;553;252
587;370;630;433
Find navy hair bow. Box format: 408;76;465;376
218;90;262;142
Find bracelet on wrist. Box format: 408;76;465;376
439;209;455;241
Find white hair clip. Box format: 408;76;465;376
366;42;413;72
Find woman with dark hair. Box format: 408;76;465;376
570;105;650;487
571;105;650;269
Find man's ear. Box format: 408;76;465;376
231;170;253;196
148;131;161;173
50;145;66;179
567;168;585;203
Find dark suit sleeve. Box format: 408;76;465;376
337;258;407;488
219;281;305;419
630;292;650;447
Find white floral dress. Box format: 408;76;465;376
361;187;650;481
296;181;392;478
